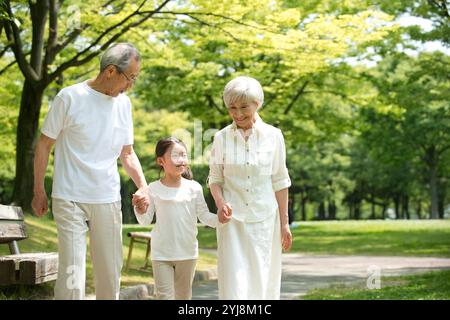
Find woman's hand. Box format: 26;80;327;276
281;224;292;251
217;200;232;224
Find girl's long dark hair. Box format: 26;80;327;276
155;137;193;180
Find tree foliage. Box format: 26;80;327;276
0;0;448;220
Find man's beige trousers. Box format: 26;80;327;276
52;198;123;300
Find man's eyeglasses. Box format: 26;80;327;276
114;65;138;83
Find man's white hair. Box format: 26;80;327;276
223;76;264;110
100;42;140;72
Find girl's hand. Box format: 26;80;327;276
281;224;292;251
132;187;149;214
134;205;147;215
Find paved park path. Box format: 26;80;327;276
192;253;450;300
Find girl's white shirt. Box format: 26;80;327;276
134;178;218;261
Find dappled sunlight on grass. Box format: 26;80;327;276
26;215;58;234
197;252;217;269
121;269;153;288
289;220;450;257
302;269;450;300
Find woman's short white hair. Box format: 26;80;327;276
223;76;264;110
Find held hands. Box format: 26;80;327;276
281;224;293;251
217;200;232;224
132;187;150;215
31;190;48;217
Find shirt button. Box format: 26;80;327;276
246;203;249;206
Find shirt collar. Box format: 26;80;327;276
230;112;264;133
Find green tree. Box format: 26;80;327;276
1;0;176;210
1;0;394;212
360;53;450;219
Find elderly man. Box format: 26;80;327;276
32;43;149;300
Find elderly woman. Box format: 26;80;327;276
208;76;292;300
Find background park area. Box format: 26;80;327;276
0;0;449;300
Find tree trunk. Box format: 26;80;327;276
381;203;386;220
318;202;326;220
438;197;444;219
402;195;410;220
11;80;44;212
328;200;336;220
300;192;307;221
288;194;295;224
120;177;134;224
370;192;376;219
348;203;353;220
354;202;361;220
416;201;422;219
429;163;439;219
394;196;400;219
423;145;440;219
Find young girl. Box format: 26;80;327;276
133;137;228;300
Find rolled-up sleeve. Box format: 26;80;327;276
207;133;224;187
272;129;291;192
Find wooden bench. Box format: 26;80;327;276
0;204;58;285
125;231;151;272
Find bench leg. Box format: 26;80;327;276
143;239;151;269
8;241;20;255
126;238;135;272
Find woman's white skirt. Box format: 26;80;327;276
216;211;281;300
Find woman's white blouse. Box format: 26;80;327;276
208;113;291;223
134;178;218;261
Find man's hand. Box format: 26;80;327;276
32;190;49;217
132;187;149;214
32;134;55;218
218;201;232;224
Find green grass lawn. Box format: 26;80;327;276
302;269;450;300
198;219;450;257
289;220;450;257
1;217;449;299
